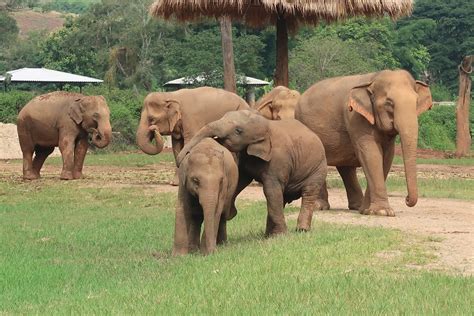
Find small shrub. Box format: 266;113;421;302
418;106;456;150
0;91;35;123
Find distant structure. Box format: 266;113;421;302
164;75;269;106
0;68;103;92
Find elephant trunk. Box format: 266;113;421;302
91;120;112;148
200;194;219;255
395;110;419;207
177;121;228;166
136;110;164;155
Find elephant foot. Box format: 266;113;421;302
348;202;362;210
315;199;330;210
226;204;237;220
23;171;39;180
264;225;288;237
60;170;74;180
73;171;83;179
360;205;395;217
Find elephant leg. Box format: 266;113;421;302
263;180;287;236
173;190;195;256
189;213;203;253
170;136;184;186
32;146;55;177
216;216;227;245
228;172;253;220
316;181;330;210
73;137;89;179
21;149;36;180
297;169;327;231
58;134;76;180
337;166;364;210
357;140;394;217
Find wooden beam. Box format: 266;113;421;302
274;12;289;87
220;15;237;93
455;55;472;158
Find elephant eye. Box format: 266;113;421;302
192;177;200;185
235;127;243;135
93;112;100;120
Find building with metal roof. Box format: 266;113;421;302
1;68;103;92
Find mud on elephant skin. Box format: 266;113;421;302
178;110;328;236
136;86;249;185
173;138;238;256
17;92;112;180
253;86;300;120
295;69;432;216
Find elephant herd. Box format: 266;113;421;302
16;69;432;255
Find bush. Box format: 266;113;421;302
0;91;35;123
418;105;457;150
430;84;454;102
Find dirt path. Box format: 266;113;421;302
1;160;472;274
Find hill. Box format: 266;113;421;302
11;10;65;37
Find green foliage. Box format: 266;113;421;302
40;0;95;14
0;90;34;123
430;84;455;101
418;106;457;150
0;11;19;48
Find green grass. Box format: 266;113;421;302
0;181;472;314
393;155;474;166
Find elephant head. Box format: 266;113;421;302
256;86;300;120
182;140;227;254
68;96;112;148
136;92;182;155
348;70;432;207
177;110;271;166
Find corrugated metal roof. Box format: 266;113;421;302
164;75;269;87
0;68;103;84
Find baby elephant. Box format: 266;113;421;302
173;138;238;256
17;92;112;180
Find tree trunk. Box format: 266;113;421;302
455;55;472;158
275;12;289;87
220;16;236;93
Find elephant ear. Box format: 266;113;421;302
166;99;182;132
68;99;84;124
415;80;433;115
247;133;272;162
348;82;375;125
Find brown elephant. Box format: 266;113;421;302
177;110;327;236
17;92;112;180
253;86;300;120
136;87;249;185
173;138;238;256
295;70;432;216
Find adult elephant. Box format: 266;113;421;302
177;110;327;236
295;70;432;216
17;92;112;180
253;86;300;120
136;87;249;184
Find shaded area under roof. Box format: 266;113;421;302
0;68;103;84
164;75;269;87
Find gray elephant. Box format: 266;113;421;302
295;70;432;216
173;138;238;256
17;92;112;180
136;87;249;185
178;110;328;236
253;86;300;120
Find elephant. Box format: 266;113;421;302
173;138;238;256
295;69;432;216
136;87;249;185
253;86;300;120
17;91;112;180
177;110;328;236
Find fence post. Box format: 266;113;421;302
455;56;472;158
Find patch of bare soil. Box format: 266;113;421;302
0;160;472;275
11;10;66;37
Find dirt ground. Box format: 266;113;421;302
0;159;472;275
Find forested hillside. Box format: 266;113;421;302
0;0;472;150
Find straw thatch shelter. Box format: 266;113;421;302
150;0;413;87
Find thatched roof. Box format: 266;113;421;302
150;0;413;30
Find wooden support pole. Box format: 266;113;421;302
220;15;237;93
274;12;289;87
455;55;472;158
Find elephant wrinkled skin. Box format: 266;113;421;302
173;138;238;256
136;87;249;185
17;92;112;180
178;110;328;236
295;69;432;216
253;86;300;120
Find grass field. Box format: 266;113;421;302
0;153;472;314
